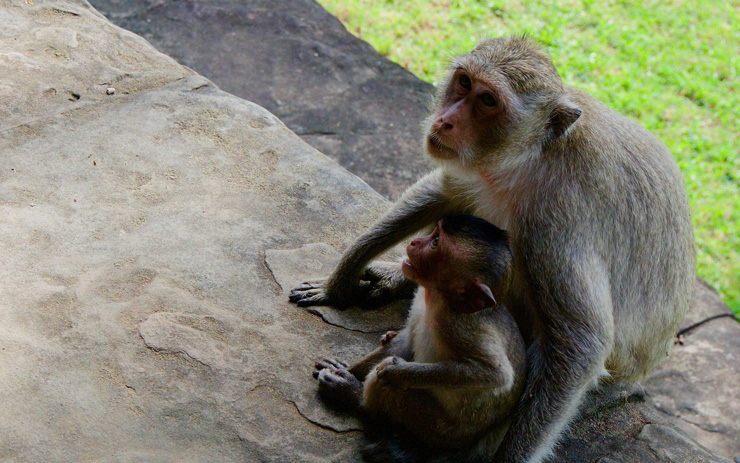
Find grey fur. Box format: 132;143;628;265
292;37;696;463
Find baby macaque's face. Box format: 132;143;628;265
403;216;499;313
402;220;470;290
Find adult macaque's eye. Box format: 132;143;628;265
431;236;440;249
480;93;497;107
459;74;472;90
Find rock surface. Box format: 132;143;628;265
2;1;386;461
556;384;728;463
88;0;435;200
645;280;740;461
83;0;740;459
0;1;736;462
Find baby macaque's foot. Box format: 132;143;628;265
312;358;349;378
380;330;398;346
316;367;363;411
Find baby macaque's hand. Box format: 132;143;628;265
375;356;406;384
380;330;398;346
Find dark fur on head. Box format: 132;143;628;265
440;213;513;299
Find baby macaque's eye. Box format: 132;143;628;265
431;236;440;249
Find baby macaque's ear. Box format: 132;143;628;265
457;281;496;314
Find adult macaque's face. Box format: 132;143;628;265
426;68;512;164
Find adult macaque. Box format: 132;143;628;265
291;37;696;462
313;214;526;459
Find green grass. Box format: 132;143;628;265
318;0;740;314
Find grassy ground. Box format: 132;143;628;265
318;0;740;313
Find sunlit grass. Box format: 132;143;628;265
319;0;740;313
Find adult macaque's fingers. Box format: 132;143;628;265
296;293;330;307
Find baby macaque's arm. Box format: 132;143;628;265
377;353;514;391
346;329;413;381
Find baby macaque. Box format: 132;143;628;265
313;213;526;456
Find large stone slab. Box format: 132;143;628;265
0;1;734;462
645;280;740;461
555;384;728;463
1;1;389;461
88;0;435;200
82;0;740;457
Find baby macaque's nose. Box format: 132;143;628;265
407;238;423;253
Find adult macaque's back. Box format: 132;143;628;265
291;37;696;463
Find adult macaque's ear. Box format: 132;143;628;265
546;96;581;141
457;281;496;314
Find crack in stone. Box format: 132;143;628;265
288;400;362;434
262;255;283;292
139;332;213;369
297;131;338;136
679;416;725;434
305;307;392;334
49;6;82;16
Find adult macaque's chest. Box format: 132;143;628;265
447;170;515;232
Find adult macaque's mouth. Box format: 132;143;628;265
427;134;457;159
428;133;449;150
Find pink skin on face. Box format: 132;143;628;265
401;223;441;285
427;71;504;161
402;221;464;290
402;221;495;314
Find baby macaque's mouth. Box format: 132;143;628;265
401;259;416;277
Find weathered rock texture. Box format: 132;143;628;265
2;1;386;461
88;0;435;200
645;280;740;460
557;384;729;463
0;1;736;462
84;0;740;459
